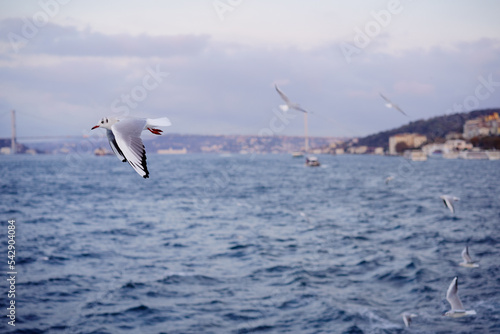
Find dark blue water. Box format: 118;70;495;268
1;154;499;333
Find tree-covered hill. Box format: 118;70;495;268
357;108;500;149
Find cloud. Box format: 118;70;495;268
394;81;434;95
0;19;499;139
0;18;210;57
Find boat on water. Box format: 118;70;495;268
305;156;321;167
486;151;500;160
459;150;489;160
94;147;113;156
403;150;427;161
292;151;304;158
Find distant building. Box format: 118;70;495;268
388;133;427;155
311;148;323;154
0;147;11;154
373;147;384;155
158;148;187;154
445;139;473;151
463;112;500;139
348;146;368;154
335;148;345;155
422;139;472;156
445;132;462;140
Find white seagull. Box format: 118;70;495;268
402;312;417;328
379;93;407;116
275;84;309;113
459;246;479;268
385;176;394;184
91;117;171;178
443;277;476;318
440;195;460;214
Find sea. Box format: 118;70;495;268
1;153;499;334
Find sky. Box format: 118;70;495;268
0;0;500;139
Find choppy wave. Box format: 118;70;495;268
1;154;499;333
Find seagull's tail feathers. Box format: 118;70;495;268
147;117;172;127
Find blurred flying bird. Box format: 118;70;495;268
379;93;407;116
275;84;309;113
402;312;417;327
443;277;476;317
459;246;479;268
440;195;460;214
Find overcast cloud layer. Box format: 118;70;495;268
0;1;499;139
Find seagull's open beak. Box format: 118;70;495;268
91;125;99;130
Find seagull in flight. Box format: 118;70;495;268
275;84;309;113
401;312;417;328
459;246;479;268
379;93;407;116
443;277;476;318
440;195;460;214
91;117;171;178
385;176;394;184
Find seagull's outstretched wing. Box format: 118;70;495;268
392;104;407;116
379;93;407;116
293;105;309;113
112;118;149;178
275;84;291;104
441;196;455;214
446;277;465;311
462;246;473;263
379;93;391;104
106;129;126;162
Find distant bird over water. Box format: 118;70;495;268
440;195;460;214
385;176;394;184
275;84;309;113
402;312;417;328
379;93;407;116
443;277;476;318
459;246;479;268
91;117;171;178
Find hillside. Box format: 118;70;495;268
357;108;500;149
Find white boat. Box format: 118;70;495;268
403;150;427;161
305;156;321;167
292;151;304;158
459;150;488;160
486;151;500;160
94;147;113;156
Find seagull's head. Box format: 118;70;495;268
91;117;118;130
